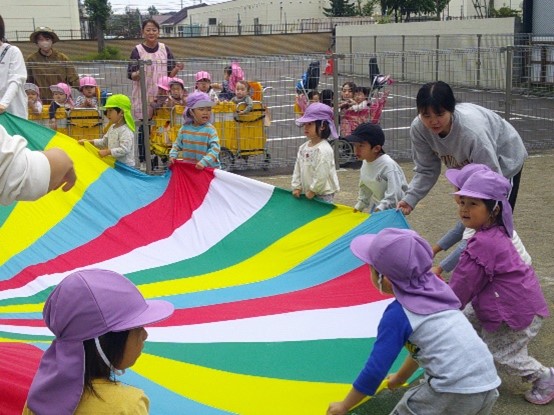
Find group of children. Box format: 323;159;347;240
288;91;553;414
23;63;257;171
289;93;554;414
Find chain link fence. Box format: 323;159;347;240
24;43;554;172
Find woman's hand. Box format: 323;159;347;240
292;189;301;198
306;190;316;199
195;161;205;170
131;71;140;81
98;149;111;158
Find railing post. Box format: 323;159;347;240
505;46;513;121
435;34;440;81
139;60;153;173
332;52;343;168
402;35;406;82
476;34;482;88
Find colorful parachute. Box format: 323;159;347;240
0;114;415;414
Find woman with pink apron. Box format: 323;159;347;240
128;19;183;164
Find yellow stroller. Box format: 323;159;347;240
212;81;271;171
67;108;104;142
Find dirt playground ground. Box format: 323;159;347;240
247;149;554;415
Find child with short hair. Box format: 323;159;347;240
194;71;219;103
231;80;253;117
291;103;340;202
346;122;407;213
48;82;74;129
75;76;98;108
169;91;220;170
352;86;370;111
78;94;135;167
327;228;500;415
448;169;553;405
24;83;43;116
308;90;320;103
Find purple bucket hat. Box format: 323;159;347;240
350;228;461;315
26;269;174;415
454;170;513;237
183;91;215;124
295;103;339;139
445;163;492;189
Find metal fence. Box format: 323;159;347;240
23;44;554;173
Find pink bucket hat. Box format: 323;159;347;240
295;102;339;139
195;71;212;82
79;76;97;91
26;269;174;415
49;82;74;106
157;75;172;91
454;170;514;237
350;228;461;315
169;77;185;88
445;163;492;189
49;82;72;97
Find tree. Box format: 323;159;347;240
147;5;159;17
357;0;379;16
379;0;448;22
84;0;112;52
323;0;357;17
491;6;521;18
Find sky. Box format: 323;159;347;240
108;0;228;14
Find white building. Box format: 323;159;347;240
2;0;81;41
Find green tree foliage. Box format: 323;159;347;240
380;0;449;22
491;6;521;18
84;0;112;52
147;6;159;17
323;0;358;17
357;0;379;16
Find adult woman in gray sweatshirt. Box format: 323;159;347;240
397;81;526;215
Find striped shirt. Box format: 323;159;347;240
169;122;220;168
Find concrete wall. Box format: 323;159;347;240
334;18;519;89
184;0;327;27
2;0;81;38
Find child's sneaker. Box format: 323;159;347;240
525;367;554;405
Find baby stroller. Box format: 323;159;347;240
368;56;393;124
294;60;320;115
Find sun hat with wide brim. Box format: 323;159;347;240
30;27;60;43
100;94;136;132
26;269;174;415
445;163;492;189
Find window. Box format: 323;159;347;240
208;18;217;25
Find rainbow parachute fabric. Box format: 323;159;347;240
0;113;414;414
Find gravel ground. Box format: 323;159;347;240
245;149;554;415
